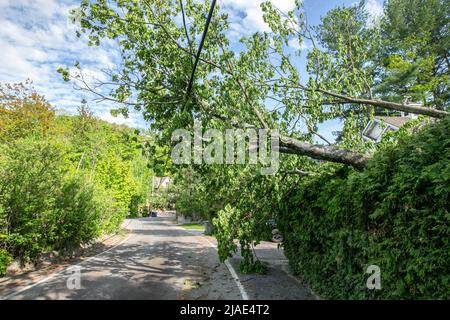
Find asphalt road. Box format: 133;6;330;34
6;217;242;300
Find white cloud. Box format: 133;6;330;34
0;0;145;128
288;37;310;51
365;0;383;19
218;0;299;38
99;110;147;128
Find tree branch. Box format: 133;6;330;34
196;96;370;170
296;84;450;119
280;168;317;176
279;136;370;170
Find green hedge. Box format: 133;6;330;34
0;249;11;276
278;117;450;299
0;138;124;265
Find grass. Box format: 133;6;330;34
180;223;205;230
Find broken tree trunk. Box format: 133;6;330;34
280;135;370;170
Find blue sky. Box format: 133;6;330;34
0;0;383;135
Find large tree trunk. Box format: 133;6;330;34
202;100;371;170
280;136;370;170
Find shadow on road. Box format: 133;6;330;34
8;218;232;300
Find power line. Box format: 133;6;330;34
184;0;217;101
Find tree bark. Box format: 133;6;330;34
279;136;370;170
200;99;371;170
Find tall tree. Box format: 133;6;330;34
376;0;450;109
0;82;56;143
61;0;450;170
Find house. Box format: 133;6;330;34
362;111;419;143
154;176;171;189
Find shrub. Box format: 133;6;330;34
0;249;11;276
0;138;126;265
51;176;102;253
0;137;69;261
278;117;450;299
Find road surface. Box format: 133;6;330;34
5;217;242;300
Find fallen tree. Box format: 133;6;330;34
278;117;450;299
62;0;449;170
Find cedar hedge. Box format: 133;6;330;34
278;117;450;299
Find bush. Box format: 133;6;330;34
0;249;12;276
0;138;69;261
51;176;103;253
94;184;126;234
0;138;126;264
0;91;149;274
278;117;450;299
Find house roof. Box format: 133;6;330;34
374;116;412;128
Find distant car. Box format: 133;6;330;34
150;211;158;217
